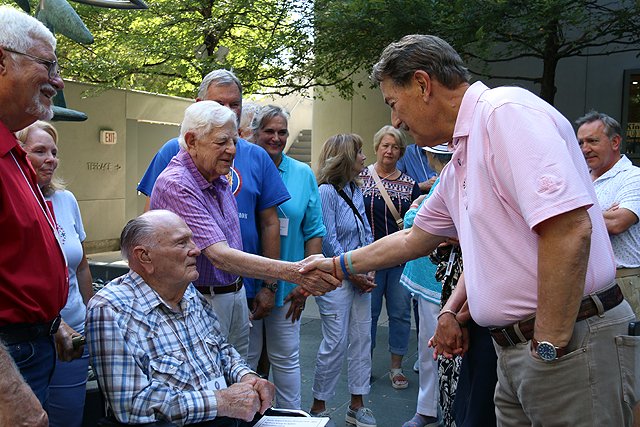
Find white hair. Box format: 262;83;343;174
178;101;237;149
0;6;56;52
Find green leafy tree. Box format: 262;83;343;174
1;0;315;97
306;0;640;104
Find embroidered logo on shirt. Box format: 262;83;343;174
537;175;561;194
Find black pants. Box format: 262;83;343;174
452;321;498;427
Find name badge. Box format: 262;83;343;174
206;375;227;391
279;217;289;236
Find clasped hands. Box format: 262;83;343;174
215;374;275;422
428;307;470;360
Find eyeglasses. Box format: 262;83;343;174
2;47;60;79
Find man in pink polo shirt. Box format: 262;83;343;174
302;34;637;426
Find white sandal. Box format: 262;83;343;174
389;368;408;389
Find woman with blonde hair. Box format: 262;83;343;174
17;121;93;427
311;134;377;427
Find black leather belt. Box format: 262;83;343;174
197;277;243;295
490;284;624;347
0;316;61;345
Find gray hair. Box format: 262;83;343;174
0;5;56;52
120;214;156;261
178;101;237;150
316;133;364;189
575;110;622;140
197;69;243;100
373;125;407;158
250;104;289;138
15;120;66;196
238;101;262;140
371;34;470;89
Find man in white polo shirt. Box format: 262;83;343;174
576;111;640;319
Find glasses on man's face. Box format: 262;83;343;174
2;47;60;80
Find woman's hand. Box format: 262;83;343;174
428;311;468;359
350;273;376;294
284;286;308;323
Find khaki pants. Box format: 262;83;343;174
493;301;638;427
617;268;640;320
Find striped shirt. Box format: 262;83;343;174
86;271;253;425
151;149;242;287
319;182;373;257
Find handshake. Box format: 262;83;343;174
294;253;376;297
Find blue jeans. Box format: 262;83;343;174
48;345;90;427
371;265;412;355
5;335;56;406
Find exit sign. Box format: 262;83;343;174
100;130;117;145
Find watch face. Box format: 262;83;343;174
536;341;557;361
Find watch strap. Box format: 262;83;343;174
532;338;568;360
261;281;278;293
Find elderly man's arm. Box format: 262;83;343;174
299;225;446;279
0;344;48;427
203;243;340;296
87;303;249;425
534;207;592;347
251;206;280;320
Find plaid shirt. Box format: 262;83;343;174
86;271;253;425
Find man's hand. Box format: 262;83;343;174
284;286;308;323
251;287;275;320
295;255;341;296
215;382;261;421
428;311;468;359
350;273;376;294
240;374;275;415
0;379;48;426
54;319;84;362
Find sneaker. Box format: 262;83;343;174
413;359;419;373
389;368;409;389
346;406;377;427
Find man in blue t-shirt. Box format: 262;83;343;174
137;70;290;357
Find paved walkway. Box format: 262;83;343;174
87;253;422;427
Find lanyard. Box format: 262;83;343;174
10;151;67;264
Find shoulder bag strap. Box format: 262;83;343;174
367;164;404;229
332;184;365;225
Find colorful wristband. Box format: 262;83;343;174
339;253;350;278
346;251;355;275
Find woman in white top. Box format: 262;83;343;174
17;121;93;427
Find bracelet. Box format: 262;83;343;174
339;253;350;278
345;251;355;275
332;256;338;279
437;309;457;320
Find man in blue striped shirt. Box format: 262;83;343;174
86;210;275;426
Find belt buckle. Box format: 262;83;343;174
49;316;61;335
501;328;516;346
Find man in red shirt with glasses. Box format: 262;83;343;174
0;6;75;426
